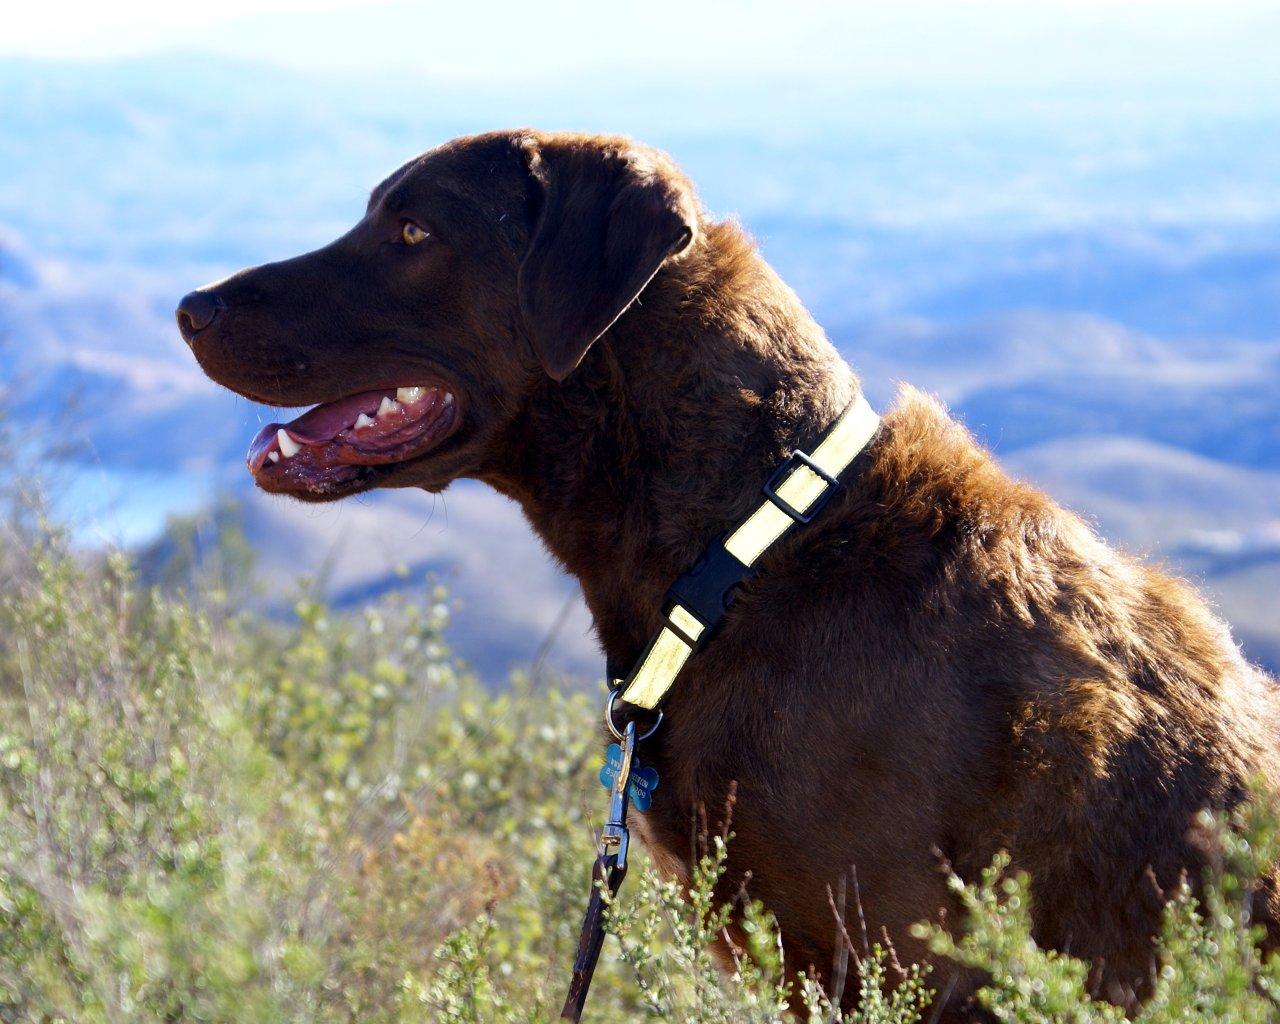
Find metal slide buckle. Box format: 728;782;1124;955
761;449;840;525
604;689;663;742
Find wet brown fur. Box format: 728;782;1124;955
183;130;1280;1019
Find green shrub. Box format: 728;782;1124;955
921;796;1280;1024
0;517;1277;1023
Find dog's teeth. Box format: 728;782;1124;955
378;396;399;417
277;429;301;458
268;451;280;463
396;386;426;404
354;412;374;430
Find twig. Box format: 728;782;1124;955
530;593;578;686
850;863;871;960
827;873;852;1017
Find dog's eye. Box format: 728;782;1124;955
400;220;431;246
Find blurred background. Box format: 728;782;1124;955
2;0;1277;679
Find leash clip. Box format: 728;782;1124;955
599;719;638;869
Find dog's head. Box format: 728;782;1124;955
178;130;698;500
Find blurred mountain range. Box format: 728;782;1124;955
1;56;1276;679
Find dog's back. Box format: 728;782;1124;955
638;383;1280;1016
880;391;1280;1005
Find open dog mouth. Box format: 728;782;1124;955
247;384;459;493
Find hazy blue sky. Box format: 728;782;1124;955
5;0;1279;95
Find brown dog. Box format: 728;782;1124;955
178;130;1280;1018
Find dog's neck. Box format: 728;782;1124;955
483;221;860;668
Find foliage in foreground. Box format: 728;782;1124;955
922;795;1280;1023
0;513;1277;1023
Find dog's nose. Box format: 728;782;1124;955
175;290;225;343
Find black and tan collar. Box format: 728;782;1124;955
614;391;881;711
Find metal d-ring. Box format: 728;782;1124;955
605;689;663;742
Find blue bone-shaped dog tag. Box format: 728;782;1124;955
599;743;660;812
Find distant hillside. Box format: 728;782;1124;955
1003;437;1280;672
1002;435;1280;547
137;482;599;684
955;367;1280;469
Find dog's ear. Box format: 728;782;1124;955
517;138;697;381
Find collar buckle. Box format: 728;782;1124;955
761;449;841;525
664;533;752;644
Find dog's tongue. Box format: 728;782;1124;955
277;389;388;443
